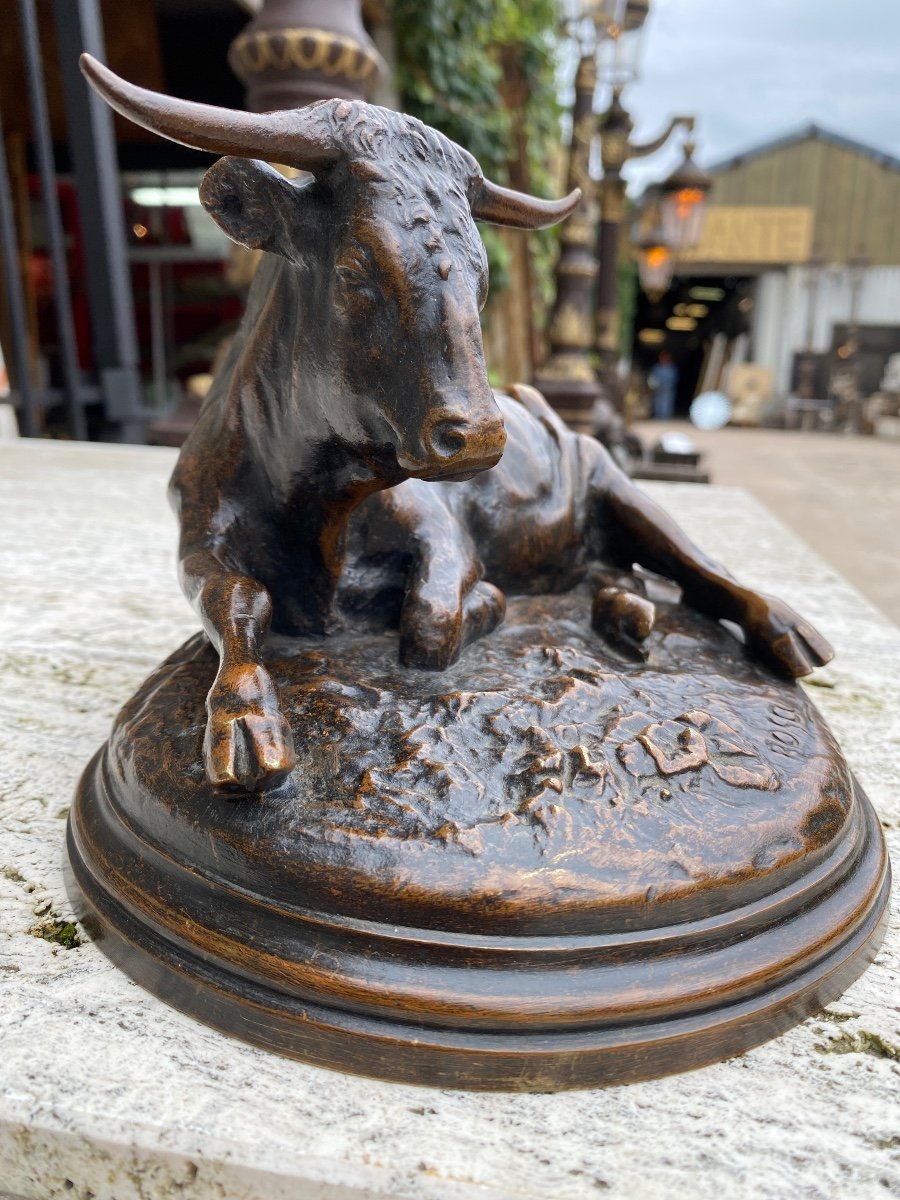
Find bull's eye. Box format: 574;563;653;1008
334;267;380;314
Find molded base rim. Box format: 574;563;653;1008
66;752;891;1092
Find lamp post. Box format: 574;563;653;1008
803;253;825;352
794;251;825;401
536;0;655;444
837;247;870;433
538;0;709;436
846;248;869;343
533;48;605;435
534;0;637;437
595;98;700;397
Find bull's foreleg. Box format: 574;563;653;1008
401;561;506;671
384;487;505;671
180;548;296;791
587;453;833;678
399;532;506;670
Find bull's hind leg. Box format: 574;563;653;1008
582;442;833;678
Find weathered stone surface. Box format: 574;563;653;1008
1;441;898;1199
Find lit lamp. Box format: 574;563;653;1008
633;185;674;302
658;139;712;253
637;236;674;302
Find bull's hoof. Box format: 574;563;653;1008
398;582;506;671
398;613;463;671
461;581;506;648
742;593;835;678
203;662;296;792
204;717;296;794
591;586;655;660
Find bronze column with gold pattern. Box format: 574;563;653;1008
229;0;386;112
533;55;611;436
595;88;693;398
595;88;630;396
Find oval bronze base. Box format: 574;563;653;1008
67;759;889;1091
67;597;890;1092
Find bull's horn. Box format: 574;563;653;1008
470;179;582;230
79;54;341;171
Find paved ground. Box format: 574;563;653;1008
633;422;900;626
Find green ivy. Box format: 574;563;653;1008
391;0;562;297
617;254;638;360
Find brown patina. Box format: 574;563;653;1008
82;56;832;795
67;60;888;1092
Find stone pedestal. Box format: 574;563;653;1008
1;442;898;1198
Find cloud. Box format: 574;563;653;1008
616;0;900;193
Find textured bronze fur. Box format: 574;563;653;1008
78;57;832;791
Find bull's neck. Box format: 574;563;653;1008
235;255;388;630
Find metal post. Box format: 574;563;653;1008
54;0;145;443
595;89;693;403
0;113;38;437
533;55;606;435
148;259;168;411
844;251;869;434
18;0;87;439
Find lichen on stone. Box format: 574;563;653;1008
30;917;82;950
815;1029;900;1060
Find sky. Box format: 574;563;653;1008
613;0;900;194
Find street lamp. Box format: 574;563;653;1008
658;139;712;254
633;184;674;302
535;0;649;438
594;90;695;397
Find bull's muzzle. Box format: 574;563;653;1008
398;408;507;481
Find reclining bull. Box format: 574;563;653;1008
83;57;833;794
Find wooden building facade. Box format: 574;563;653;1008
710;125;900;267
633;124;900;410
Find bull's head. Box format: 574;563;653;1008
81;56;580;483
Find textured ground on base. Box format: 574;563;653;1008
108;585;852;933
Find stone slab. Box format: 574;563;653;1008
0;439;898;1200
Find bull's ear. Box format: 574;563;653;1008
199;157;305;254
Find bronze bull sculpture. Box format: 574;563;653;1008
82;57;832;794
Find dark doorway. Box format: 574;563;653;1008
632;275;756;416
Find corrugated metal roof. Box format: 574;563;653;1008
710;124;900;176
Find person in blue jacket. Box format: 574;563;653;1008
649;352;679;420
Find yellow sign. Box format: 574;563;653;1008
682;206;813;265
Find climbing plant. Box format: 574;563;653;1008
391;0;563;296
618;247;638;361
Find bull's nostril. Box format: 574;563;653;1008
429;420;467;460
